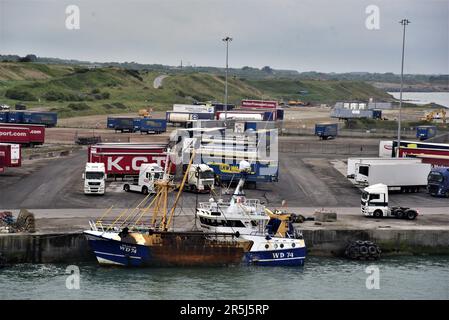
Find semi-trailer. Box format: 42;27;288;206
87;143;174;176
355;162;431;192
166;111;215;126
139;119;167;134
22;111;57;127
0;143;21;172
315;123;338;140
173;104;215;113
0;126;30;145
0;123;45;146
416;125;437;140
331;108;382;120
240;100;278;109
112;117;135;132
347;157;422;178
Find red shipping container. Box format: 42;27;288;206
88;143;175;175
0;143;21;167
0;126;30;144
0;123;45;145
241;99;278;109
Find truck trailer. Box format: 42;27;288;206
315;123;338;140
22;111;57;127
0;123;45;146
87;143;174;176
347;157;422;178
139;119;167;134
0;143;21;173
355;162;431;192
0;126;30;145
166;112;215;126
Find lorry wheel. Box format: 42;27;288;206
396;210;404;219
124;184;130;192
406;210;417;220
373;210;383;218
142;186;149;195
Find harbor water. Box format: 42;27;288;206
1;256;448;300
388;91;449;108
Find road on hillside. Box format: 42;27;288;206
153;75;168;89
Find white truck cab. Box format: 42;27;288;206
361;183;418;220
185;164;215;193
123;163;164;195
83;162;106;195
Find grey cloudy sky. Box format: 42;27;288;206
0;0;448;73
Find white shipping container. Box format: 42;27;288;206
355;162;431;187
173;104;214;113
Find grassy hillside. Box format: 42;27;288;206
0;62;395;118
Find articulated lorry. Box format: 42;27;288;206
361;183;418;219
83;163;106;195
184;164;215;193
427;167;449;197
355;162;431;192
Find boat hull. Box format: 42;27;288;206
85;231;251;267
244;247;306;266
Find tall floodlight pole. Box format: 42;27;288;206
397;19;410;157
222;36;232;127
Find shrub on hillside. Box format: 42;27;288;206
67;102;90;111
43;90;67;101
5;88;37;101
101;92;110;99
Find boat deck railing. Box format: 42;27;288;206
198;200;265;215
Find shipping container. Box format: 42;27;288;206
7;111;24;123
0;143;21;168
166;112;215;125
0;111;8;123
107;117;117;129
22;111;57;127
315;123;338;140
347;157;422;178
139;119;167;134
87;143;174;176
241;100;278;109
173;104;215;113
416;125;437;140
331;108;377;119
0;126;30;144
113;117;135;132
0;123;45;146
133;118;142;131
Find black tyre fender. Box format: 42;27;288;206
142;186;149;195
359;245;368;255
368;245;377;255
123;184;130;192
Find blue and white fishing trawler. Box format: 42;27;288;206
196;161;307;266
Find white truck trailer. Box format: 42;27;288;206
347;157;422;178
361;183;418;219
355;162;431;192
83;163;106;195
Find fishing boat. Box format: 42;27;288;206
196;161;307;266
84;151;252;267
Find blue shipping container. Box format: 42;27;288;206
140;119;167;134
133;118;142;131
417;125;437;140
22;112;57;127
7;111;24;123
315;123;338;140
107;117;117;129
0;111;9;123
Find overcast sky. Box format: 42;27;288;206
0;0;448;73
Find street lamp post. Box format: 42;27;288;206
222;36;232;127
397;19;410;157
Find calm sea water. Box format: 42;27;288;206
1;256;448;300
388;92;449;108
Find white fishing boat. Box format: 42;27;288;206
196;161;307;266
